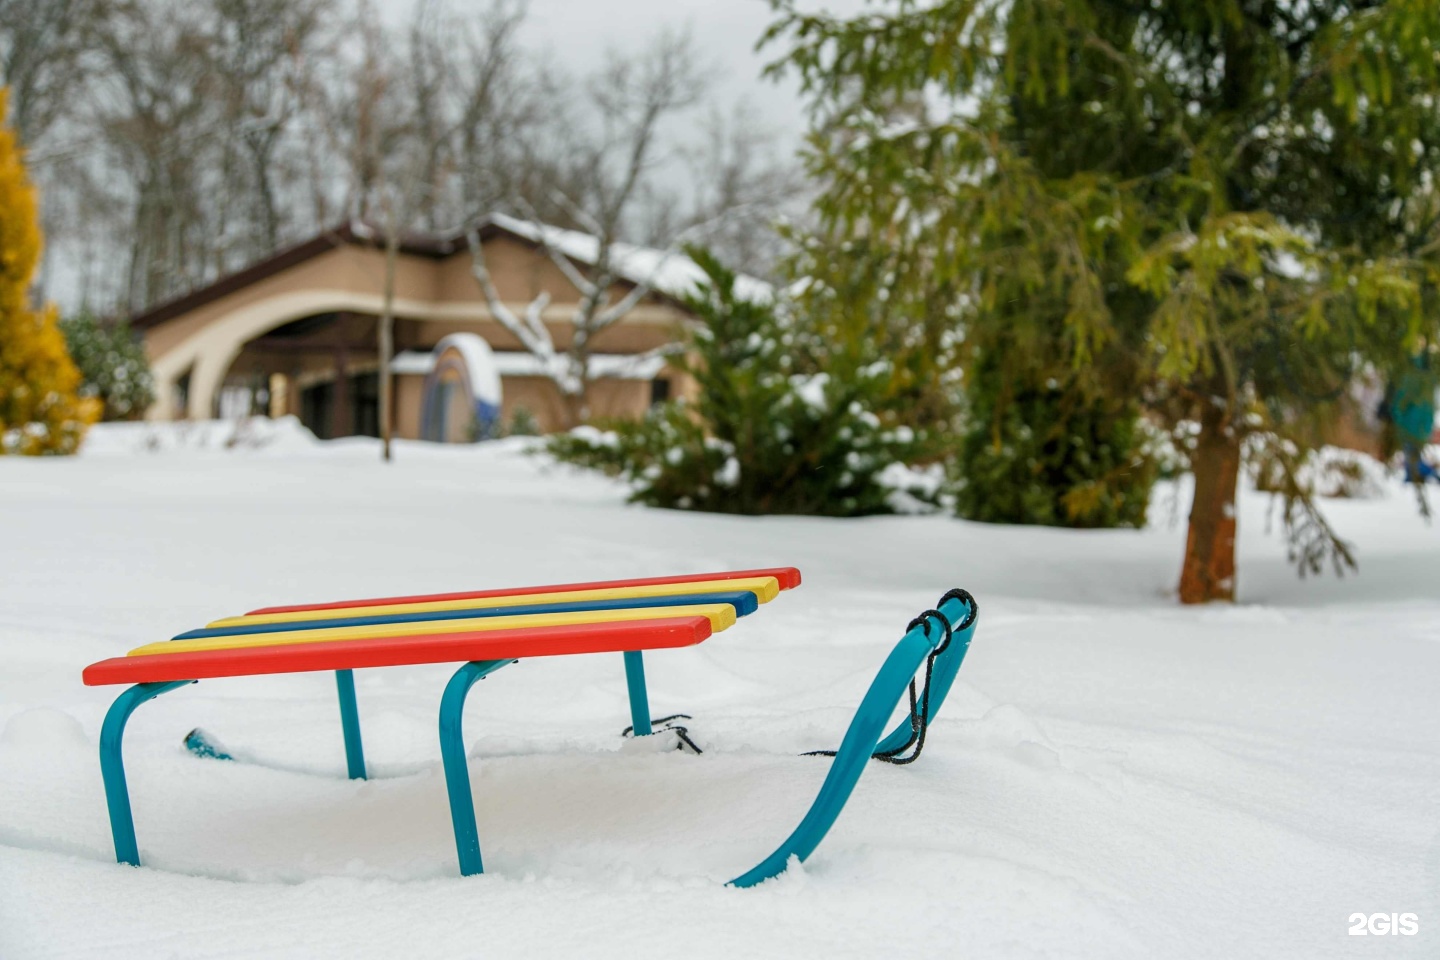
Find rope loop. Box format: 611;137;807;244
907;608;953;654
938;588;978;632
807;587;975;767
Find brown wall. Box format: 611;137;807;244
497;377;655;433
395;374;425;440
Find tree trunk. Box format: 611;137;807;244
249;134;281;255
379;231;398;462
560;388;587;431
1179;404;1241;603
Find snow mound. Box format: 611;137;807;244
1;708;87;752
81;416;320;456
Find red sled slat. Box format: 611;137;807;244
82;617;712;686
245;566;802;616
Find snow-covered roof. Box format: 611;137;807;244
485;212;773;306
129;215;773;332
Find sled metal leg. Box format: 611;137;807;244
730;593;978;888
622;651;652;736
182;728;233;761
438;659;511;877
99;679;194;867
728;631;931;888
335;669;367;780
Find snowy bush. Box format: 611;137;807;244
548;249;939;516
60;310;155;421
1138;417;1194;481
503;407;539;437
1248;439;1388;500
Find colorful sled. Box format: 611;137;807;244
81;568;978;886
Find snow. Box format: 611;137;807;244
790;372;829;412
393;349;671;382
1;422;1438;959
876;461;948;514
487;212;774;305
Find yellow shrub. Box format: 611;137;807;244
0;88;97;455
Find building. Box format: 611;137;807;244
129;214;729;439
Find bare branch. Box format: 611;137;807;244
547;186;605;236
465;225;555;361
593;253;676;330
511;198;599;299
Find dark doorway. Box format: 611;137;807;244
300;381;335;439
351;372;380;438
300;372;381;440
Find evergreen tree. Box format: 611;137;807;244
60;310;156;421
957;357;1154;528
549;248;938;516
766;0;1440;601
0;89;96;455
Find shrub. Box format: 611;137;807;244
954;356;1155;528
60;310;156;421
548;249;938;516
505;407;539;437
0;90;96;454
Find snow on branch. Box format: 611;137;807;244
464;225;577;395
513;198;601;302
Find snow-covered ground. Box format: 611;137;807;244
1;420;1436;959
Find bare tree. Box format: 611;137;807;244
0;0;97;149
322;2;410;225
92;0;225;311
466;28;708;428
208;0;332;260
1;0;114;301
334;0;530;459
671;101;806;281
23;0;339;313
325;2;411;459
403;0;453;232
450;0;531;218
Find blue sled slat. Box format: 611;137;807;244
172;590;760;641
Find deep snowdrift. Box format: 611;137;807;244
0;423;1436;958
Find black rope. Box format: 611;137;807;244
615;589;980;766
621;713;703;754
805;589;977;766
939;588;979;631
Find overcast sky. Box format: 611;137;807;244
377;0;872;152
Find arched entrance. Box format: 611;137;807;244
221;312;385;439
420;334;503;442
